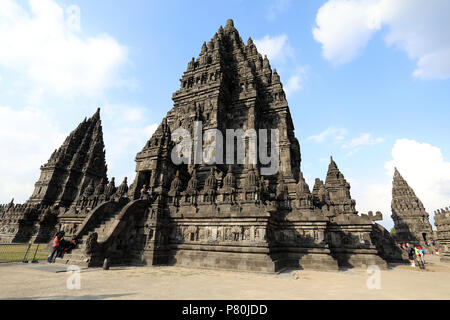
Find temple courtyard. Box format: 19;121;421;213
0;255;449;300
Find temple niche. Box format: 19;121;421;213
0;19;402;271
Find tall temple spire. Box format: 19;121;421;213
392;168;424;210
165;18;300;188
28;109;108;206
391;168;433;246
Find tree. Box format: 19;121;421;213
390;227;396;237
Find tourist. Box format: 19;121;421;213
431;239;435;246
63;237;78;254
418;245;425;266
406;243;415;267
140;185;148;199
415;245;425;269
47;232;63;263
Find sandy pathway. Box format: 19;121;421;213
1;256;449;300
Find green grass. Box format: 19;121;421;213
0;244;49;263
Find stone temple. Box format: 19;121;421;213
391;168;435;252
434;207;450;261
0;19;405;272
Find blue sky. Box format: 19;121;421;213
1;0;450;231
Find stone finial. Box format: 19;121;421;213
263;55;271;69
93;107;101;119
201;41;207;54
225;19;234;28
273;69;280;83
187;169;199;192
94;178;107;196
223;165;235;188
205;168;217;189
296;171;311;196
116;177;129;197
83;179;95;197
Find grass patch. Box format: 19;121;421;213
0;244;48;263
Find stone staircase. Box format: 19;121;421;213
56;215;118;267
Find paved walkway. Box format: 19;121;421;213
1;255;449;300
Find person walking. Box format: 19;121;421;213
418;245;426;268
415;245;425;269
47;232;62;263
406;243;415;267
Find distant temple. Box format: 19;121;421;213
391;168;435;251
434;208;450;261
1;19;410;271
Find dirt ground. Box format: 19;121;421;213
0;255;449;300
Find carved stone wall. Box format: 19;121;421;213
435;207;450;261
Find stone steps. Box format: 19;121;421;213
55;249;90;267
92;216;117;241
60;213;119;267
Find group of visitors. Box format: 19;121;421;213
47;232;78;263
402;243;426;269
140;185;153;199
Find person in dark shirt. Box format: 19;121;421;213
406;243;415;267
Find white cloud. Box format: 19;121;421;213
313;0;382;65
254;34;294;63
307;129;384;156
284;67;308;97
343;133;384;148
254;34;307;96
0;106;66;203
342;133;384;155
313;0;450;79
0;0;128;99
354;138;450;230
306;127;348;143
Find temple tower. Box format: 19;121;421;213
391;168;434;247
28;108;108;207
131;19;301;202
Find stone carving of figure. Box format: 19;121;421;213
115;177;129;198
85;232;98;254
